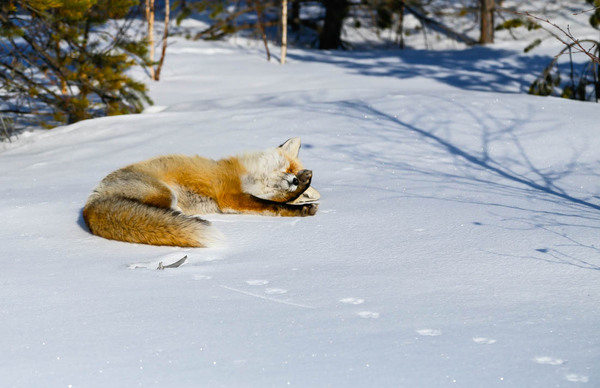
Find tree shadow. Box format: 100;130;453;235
486;220;600;271
287;46;571;94
304;97;600;271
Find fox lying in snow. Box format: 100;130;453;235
82;138;319;247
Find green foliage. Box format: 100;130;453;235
586;0;600;29
0;115;15;142
528;41;600;102
529;70;560;97
524;38;542;53
495;18;540;32
370;0;418;31
173;0;222;27
173;0;250;40
528;2;600;102
174;3;193;26
0;0;151;128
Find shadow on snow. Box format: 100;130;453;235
308;97;600;271
289;46;558;94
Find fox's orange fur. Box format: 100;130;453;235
82;138;318;247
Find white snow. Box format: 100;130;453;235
1;16;599;388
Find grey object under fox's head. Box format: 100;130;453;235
240;137;320;204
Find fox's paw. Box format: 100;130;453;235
301;203;319;216
274;202;318;217
297;169;312;187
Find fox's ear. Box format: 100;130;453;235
279;137;301;157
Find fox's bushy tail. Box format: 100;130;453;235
83;196;222;247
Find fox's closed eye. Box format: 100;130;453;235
292;177;299;186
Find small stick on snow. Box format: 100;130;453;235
157;255;188;270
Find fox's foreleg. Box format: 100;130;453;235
220;193;318;217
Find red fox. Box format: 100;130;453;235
83;138;319;247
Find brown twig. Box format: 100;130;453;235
573;6;600;16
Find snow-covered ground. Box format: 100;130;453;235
2;15;600;388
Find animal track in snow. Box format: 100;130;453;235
339;298;365;305
472;337;496;345
417;329;442;337
264;288;288;295
220;286;314;309
244;280;288;296
534;356;566;366
193;274;212;280
246;279;269;286
565;374;589;383
338;298;377;318
357;311;380;319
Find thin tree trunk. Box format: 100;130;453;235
397;3;405;49
480;0;494;44
154;0;170;80
281;0;288;64
146;0;156;79
254;0;271;61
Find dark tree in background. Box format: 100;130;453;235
174;1;500;51
5;0;595;139
319;0;348;49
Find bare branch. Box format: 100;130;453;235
498;7;600;65
573;6;600;16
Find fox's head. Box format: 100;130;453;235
239;138;317;203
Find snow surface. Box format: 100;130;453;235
2;31;600;387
